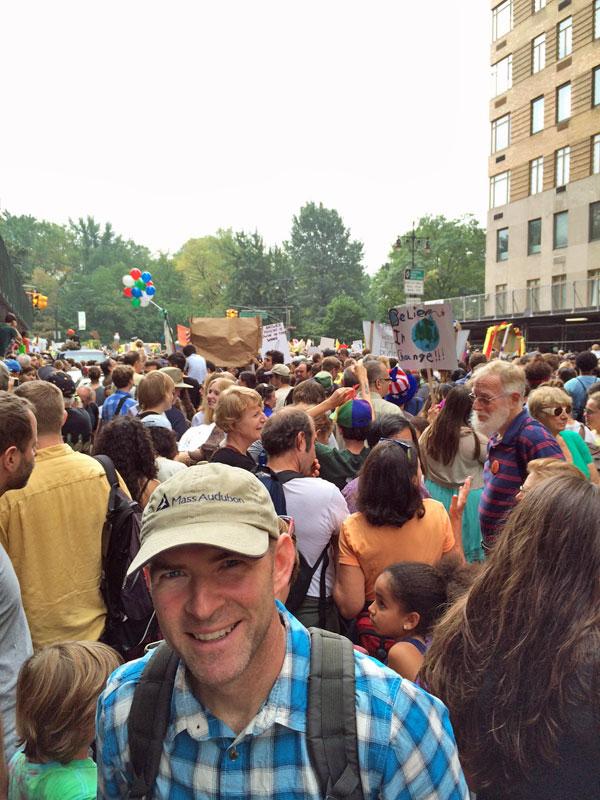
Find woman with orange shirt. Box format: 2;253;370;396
333;439;464;626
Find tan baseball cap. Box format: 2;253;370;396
126;464;280;576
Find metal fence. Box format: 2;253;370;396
438;277;600;322
0;235;32;327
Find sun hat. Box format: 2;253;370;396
159;366;193;389
336;398;372;429
126;464;280;576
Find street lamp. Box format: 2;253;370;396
393;223;431;268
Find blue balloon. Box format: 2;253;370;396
146;285;156;296
141;271;152;283
131;287;142;298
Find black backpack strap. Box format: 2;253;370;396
307;628;364;800
127;642;179;799
277;470;306;484
115;394;130;416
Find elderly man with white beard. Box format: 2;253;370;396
470;360;563;552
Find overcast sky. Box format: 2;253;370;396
2;1;490;274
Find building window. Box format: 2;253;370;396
588;269;600;306
491;114;511;153
593;134;600;174
490;171;510;208
532;33;546;73
492;0;512;41
557;17;572;60
495;284;508;315
555;146;571;186
491;55;512;97
527;278;540;311
530;156;544;194
534;0;546;11
496;228;509;261
553;211;568;249
556;82;571;123
591;202;600;241
531;96;544;133
596;0;600;39
528;218;542;254
552;275;567;310
594;67;600;107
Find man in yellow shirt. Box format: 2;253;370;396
0;381;118;649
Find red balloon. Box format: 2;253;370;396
123;287;133;297
146;280;153;287
130;268;142;280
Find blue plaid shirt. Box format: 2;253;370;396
96;604;468;799
100;390;136;422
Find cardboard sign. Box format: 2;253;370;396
318;337;335;351
388;302;458;370
190;317;262;367
261;322;291;363
362;321;398;358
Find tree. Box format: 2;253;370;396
174;232;233;316
369;215;485;321
286;202;367;333
321;294;365;343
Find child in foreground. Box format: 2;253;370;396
368;562;448;682
9;641;121;800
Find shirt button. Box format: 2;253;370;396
229;748;238;761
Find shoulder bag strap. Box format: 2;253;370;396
127;642;179;799
307;628;364;800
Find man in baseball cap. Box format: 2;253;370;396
96;462;468;798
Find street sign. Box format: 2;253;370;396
404;279;424;295
78;311;86;330
240;309;268;319
404;268;425;281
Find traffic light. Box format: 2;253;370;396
31;292;48;310
225;308;239;318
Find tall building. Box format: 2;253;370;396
484;0;600;349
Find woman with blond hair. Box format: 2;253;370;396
210;386;266;471
190;372;236;426
528;385;600;483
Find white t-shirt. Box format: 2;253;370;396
282;477;349;598
156;457;188;482
185;353;207;384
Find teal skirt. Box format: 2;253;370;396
425;479;485;563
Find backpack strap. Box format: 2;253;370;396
307;628;364;800
127;642;179;799
115;394;130;416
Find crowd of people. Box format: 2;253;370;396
0;315;599;799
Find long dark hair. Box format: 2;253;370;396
424;385;478;465
94;416;158;503
421;475;600;790
357;440;424;527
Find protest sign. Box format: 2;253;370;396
318;336;335;351
261;322;291;363
190;317;262;366
362;321;397;358
350;339;364;353
456;329;470;361
388;302;458;371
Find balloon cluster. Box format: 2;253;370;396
122;269;156;308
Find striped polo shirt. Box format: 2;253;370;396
479;409;563;546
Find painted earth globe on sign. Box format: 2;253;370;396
411;317;440;352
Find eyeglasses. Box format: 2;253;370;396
468;391;507;405
541;405;571;417
379;437;413;460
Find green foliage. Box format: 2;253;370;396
369;215;485;321
321;294;365;343
285;202;368;332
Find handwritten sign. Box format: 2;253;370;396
318;337;335;351
362;321;397;358
388;303;457;370
261;322;291;363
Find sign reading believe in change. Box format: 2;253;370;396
388;302;458;371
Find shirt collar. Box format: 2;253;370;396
167;602;310;745
492;407;529;447
35;443;74;461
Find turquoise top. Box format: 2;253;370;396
9;751;96;800
560;429;592;479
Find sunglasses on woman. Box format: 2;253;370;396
541;405;572;417
379;437;413;460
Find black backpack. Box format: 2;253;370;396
94;455;159;659
255;468;330;626
127;629;364;800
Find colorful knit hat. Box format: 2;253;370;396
336;398;372;429
384;366;419;406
